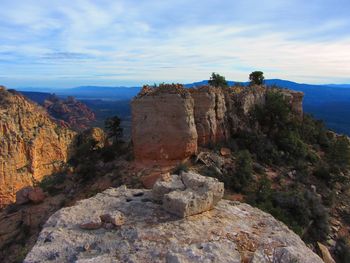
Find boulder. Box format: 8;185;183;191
100;211;125;226
16;187;45;205
153;171;224;217
28;187;46;203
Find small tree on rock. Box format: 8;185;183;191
249;71;265;85
208;72;228;87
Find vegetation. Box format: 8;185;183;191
231;150;253;192
208;72;228;87
247;178;329;242
249;71;265;85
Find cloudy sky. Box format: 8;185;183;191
0;0;349;88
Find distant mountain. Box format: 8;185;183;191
56;86;140;100
19;91;52;104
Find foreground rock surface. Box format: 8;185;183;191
25;186;322;263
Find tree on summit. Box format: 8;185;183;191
249;71;265;85
208;72;228;87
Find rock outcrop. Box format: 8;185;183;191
132;85;198;160
131;84;303;161
25;183;322;262
0;87;76;207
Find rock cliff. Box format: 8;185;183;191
132;85;198;160
0;87;76;207
25;183;322;263
131;84;303;160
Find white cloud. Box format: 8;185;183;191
0;0;349;87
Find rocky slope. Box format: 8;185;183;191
43;94;96;131
25;179;323;262
132;84;303;161
0;86;76;207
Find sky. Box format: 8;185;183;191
0;0;350;88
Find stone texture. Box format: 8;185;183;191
100;211;125;226
152;174;185;201
131;84;303;161
0;88;76;207
25;186;323;263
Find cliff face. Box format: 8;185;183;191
190;87;229;145
132;85;198;160
0;87;76;207
131;84;303;161
25;184;323;263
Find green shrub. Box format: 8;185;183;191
248;178;329;242
230;150;253;192
327;136;350;171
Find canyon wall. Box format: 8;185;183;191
132;84;303;161
0;87;76;206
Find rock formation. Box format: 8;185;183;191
131;85;198;160
153;171;224;217
43;94;96;131
25;175;322;262
131;84;303;161
0;87;76;207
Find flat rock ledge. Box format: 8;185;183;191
25;186;323;263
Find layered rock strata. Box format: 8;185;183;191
0;87;76;206
25;185;322;263
131;84;304;160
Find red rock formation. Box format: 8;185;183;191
132;85;198;160
43;95;95;131
0;87;76;207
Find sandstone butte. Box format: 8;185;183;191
25;172;323;263
0;86;76;207
131;84;304;161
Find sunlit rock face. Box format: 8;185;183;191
0;87;76;207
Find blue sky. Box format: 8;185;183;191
0;0;350;88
